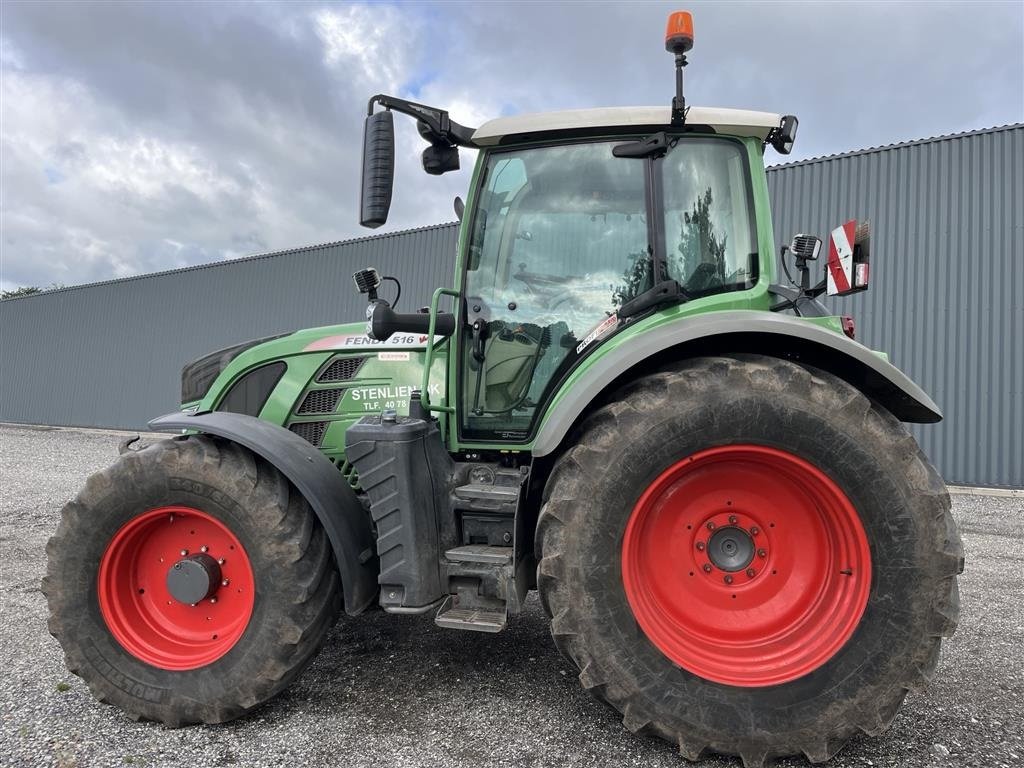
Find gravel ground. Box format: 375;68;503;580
1;424;1021;768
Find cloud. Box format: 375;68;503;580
1;1;1021;290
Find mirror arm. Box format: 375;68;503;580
367;94;477;147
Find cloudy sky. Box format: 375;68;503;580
1;1;1022;291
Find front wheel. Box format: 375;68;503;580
43;435;340;725
536;356;963;767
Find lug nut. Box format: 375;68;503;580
190;602;197;607
209;597;217;604
221;579;230;587
168;514;175;523
696;541;705;551
728;515;737;525
757;548;767;558
723;575;734;585
746;568;756;578
200;545;209;553
750;526;760;536
180;549;188;557
217;558;226;565
706;522;716;531
702;564;713;573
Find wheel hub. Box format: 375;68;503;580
706;526;754;572
166;553;222;605
692;510;768;584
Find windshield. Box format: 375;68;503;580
460;137;757;441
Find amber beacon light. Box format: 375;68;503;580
665;11;694;125
665;10;694;53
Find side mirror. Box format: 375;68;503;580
360;111;395;228
770;115;798;155
453;196;465;221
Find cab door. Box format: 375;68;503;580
458;141;650;443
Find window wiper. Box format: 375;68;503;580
619;279;687;319
612;132;671;159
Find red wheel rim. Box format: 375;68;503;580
621;445;871;687
97;506;255;670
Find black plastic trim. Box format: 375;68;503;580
180;333;288;404
215;361;287;417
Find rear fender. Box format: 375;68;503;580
532;311;942;458
148;411;378;615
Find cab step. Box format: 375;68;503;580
452;471;523;514
434;595;506;633
445;544;513;565
434;544;513;633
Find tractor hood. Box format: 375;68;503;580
183;322;449;457
182;323;445;406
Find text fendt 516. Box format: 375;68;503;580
45;12;962;767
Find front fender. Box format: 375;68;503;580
148;411;378;615
532;310;941;457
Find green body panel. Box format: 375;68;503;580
192;322;449;477
192;133;861;465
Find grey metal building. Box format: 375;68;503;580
1;124;1021;487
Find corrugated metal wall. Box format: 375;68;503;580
767;124;1023;488
0;224;458;431
1;125;1020;486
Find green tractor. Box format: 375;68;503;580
45;12;962;766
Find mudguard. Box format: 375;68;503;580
148;411;378;615
532;310;942;457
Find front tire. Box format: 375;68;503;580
536;356;962;767
43;435;340;725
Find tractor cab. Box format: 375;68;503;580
356;95;797;444
457;107;774;440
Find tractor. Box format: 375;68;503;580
44;12;962;767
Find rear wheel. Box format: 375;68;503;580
44;435;340;725
536;356;963;767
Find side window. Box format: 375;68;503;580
468;158;527;281
662;140;757;294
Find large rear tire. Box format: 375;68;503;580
536;355;962;767
43;435;341;725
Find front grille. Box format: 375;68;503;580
289;421;327;446
318;356;367;382
297;388;344;415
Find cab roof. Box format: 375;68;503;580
472;106;782;146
